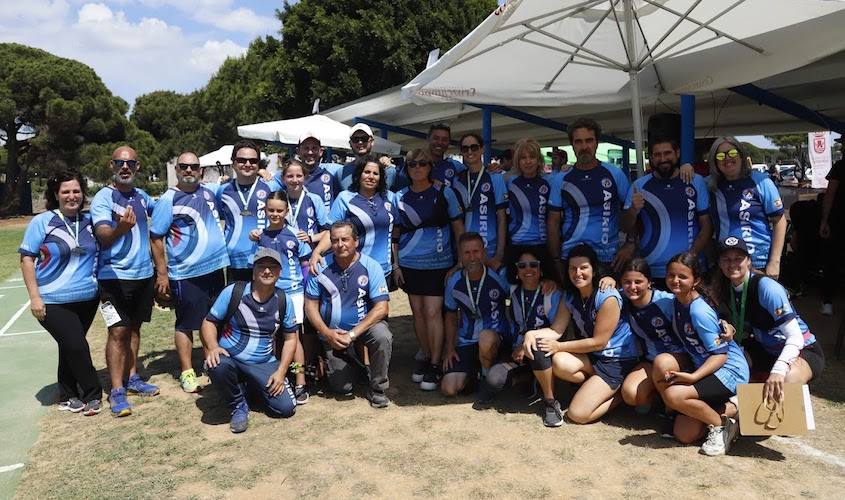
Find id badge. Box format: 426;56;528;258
99;301;122;327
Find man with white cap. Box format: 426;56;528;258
338;123;397;191
268;131;342;211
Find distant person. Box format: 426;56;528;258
818;137;844;315
201;248;298;433
151;152;230;393
90;146;159;417
20;170;103;416
267;132;342;211
396;123;466;190
547;147;568;174
338;123;397;191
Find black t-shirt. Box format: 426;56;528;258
826;158;845;230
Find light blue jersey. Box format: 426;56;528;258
257;226;311;294
452;169;508;259
673;296;750;392
711;171;784;269
564;287;639;359
268;163;342;212
90;186;154;280
549;163;630;262
625;174;709;278
507;174;553;245
328;190;398;276
19;211;98;304
509;285;562;348
214;179;271;270
625;289;685;362
150;186;230;280
444;266;511;346
396;184;462;270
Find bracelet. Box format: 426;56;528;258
391;236;400;244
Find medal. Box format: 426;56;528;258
56;210;81;255
463;266;487;319
519;287;541;333
234;179;258;217
71;247;84;255
240;209;253;216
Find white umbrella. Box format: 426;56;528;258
198;145;235;167
402;0;845;175
237;114;403;156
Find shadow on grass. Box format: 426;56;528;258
34;383;59;406
618;432;787;461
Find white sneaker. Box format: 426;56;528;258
820;303;833;316
700;424;726;456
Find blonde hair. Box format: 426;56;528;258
512;138;544;175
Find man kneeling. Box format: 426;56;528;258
201;248;298;433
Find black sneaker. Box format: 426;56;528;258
420;364;441;391
82;399;102;416
472;379;496;410
658;412;676;439
366;389;390;409
294;385;310;405
58;398;85;413
412;358;429;383
543;399;564;427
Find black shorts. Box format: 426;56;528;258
693;374;734;404
399;266;450;296
227;267;253;284
171;269;226;332
589;355;639;391
743;337;825;381
98;278;154;327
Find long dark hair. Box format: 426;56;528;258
563;243;601;297
666;252;717;307
46;170;87;211
350;154;387;195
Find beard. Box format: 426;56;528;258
113;172;135;186
654;161;677;178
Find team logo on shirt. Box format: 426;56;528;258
539;185;549;195
257;190;267;199
306;207;314;217
203;190;211;200
601;178;612;188
384;202;392;211
685;187;695;197
774;199;783;208
742;188;755;200
446;168;454;179
286;240;295;249
775;305;789;316
358;275;369;287
489;289;500;300
684;323;694;334
536;305;545;316
481;182;491;193
651;317;664;328
320;174;330;183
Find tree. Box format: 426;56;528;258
765;134;810;180
131;90;211;163
0;43;129;214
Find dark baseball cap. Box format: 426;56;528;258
253;247;282;266
718;236;750;256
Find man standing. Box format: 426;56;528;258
620;139;713;282
339;123;397;191
396;124;466;190
90;146;158;417
304;221;393;408
819;135;844;315
548;117;631;273
151;151;230;393
268;132;341;211
201;248;298;433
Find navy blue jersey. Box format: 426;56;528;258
509;285;563;347
507;174;552;245
444;266;511;346
90;186;155;280
563;287;638;359
625;289;685;361
285;190;329;260
328;190;399;276
214;180;271;269
396;184;462;269
257;226;311;294
452;170;508;259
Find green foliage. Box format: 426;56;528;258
764;134;808;164
77;123;164;191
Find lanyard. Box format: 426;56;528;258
234;180;258;211
728;275;749;344
520;287;541;333
464;266;487;318
55;210;79;246
466;167;485;205
287;188;307;229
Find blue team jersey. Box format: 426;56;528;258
625;174;709;277
625;289;685;361
268;163;342;212
396;184;462;270
305;253;390;332
212;179;271;270
207;283;297;364
444;267;511;346
338;161;398;192
90;186;155;280
549;163;630;262
711;171;784;269
452;170;508;259
257;226;311;294
507;174;552;245
19;211;98;304
509;285;562;347
328;190;398;275
673;297;750;392
286;190;329;259
149;186;230;280
564;287;639;359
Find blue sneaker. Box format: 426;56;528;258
126;374;160;396
230;400;249;433
109;387;132;417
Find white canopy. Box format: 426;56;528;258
198;145;268;167
237;114;402;156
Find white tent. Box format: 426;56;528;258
199;145;235;167
237;114;402;156
402;0;845;173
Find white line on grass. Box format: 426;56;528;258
7;277;23;282
0;330;47;337
772;436;845;470
0;463;24;473
0;301;30;336
0;285;25;290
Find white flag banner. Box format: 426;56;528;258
808;132;832;189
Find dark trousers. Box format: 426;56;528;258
821;228;844;303
39;300;102;403
321;321;392;394
207;356;296;418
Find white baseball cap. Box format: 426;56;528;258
349;123;374;138
298;131;321;145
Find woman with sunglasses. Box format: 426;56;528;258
311;155;399;280
20;170;103;416
395;148;464;390
452;133;508;270
708;137;787;279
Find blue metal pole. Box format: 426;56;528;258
622;146;631;179
380;129;388;139
680;95;695;164
482;106;493;166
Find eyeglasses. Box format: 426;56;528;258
407;160;430;168
714;149;740;161
235;157;259;165
255;262;281;271
516;261;541;269
112;159;138;169
350;135;371;144
176;163;201;171
460;144;481;153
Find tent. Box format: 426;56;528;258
402;0;845;173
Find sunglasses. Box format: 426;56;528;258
516;261;541;269
407;160;431;168
112;159;138;169
235;157;259;165
460;144;481;153
350;135;371;144
176;163;201;171
715;149;740;161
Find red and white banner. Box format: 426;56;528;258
808;131;831;189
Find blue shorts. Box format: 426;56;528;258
588;355;639;391
171;269;226;331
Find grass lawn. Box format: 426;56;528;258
0;226;25;282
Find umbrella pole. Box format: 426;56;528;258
624;0;645;178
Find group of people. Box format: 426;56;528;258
20;117;826;456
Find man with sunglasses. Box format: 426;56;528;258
304;221;393;408
267;132;342;212
338;123;397;191
90;146;159;415
151;151;230;393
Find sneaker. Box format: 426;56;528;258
230;400;249;433
294;385;310;405
180;369;199;393
366;388;390;409
700;424;727;456
420;364;441;391
82;399;102;416
126;374;160;396
543;399;564;427
108;388;132;417
412;357;429;383
658;412;676;439
472;379;496;410
820;303;833;316
58;398;85;413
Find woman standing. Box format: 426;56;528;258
394;148;464;390
279;159;329;278
19;171;103;416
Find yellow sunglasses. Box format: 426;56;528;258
715;149;740;161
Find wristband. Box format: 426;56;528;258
391;236;400;244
